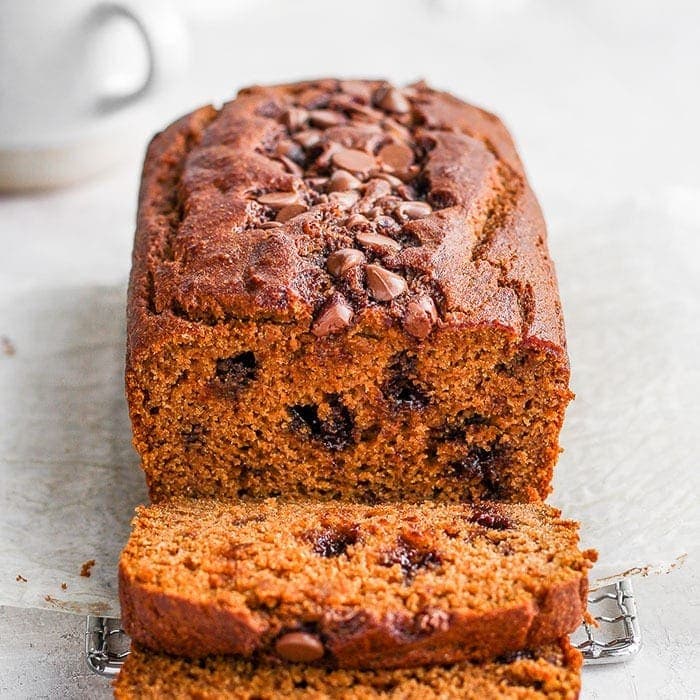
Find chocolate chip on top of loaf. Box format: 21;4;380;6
127;79;573;503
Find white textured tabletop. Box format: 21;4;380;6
1;1;699;697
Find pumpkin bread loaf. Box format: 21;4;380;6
114;639;582;699
126;79;573;503
119;499;595;668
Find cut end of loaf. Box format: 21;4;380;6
127;322;571;503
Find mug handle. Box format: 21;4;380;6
89;0;189;113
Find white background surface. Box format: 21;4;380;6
1;1;699;697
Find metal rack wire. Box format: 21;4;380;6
570;578;642;664
85;578;642;677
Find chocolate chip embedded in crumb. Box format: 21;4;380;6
356;231;402;253
311;523;360;557
276;203;308;222
404;296;438;339
327;248;366;276
257;191;301;209
378;143;414;172
396;201;433;220
374;215;401;236
366;264;408;301
309;109;346;128
376;87;411;114
380;534;442;583
312;298;353;337
469;505;512;531
275;631;325;663
327;169;362;192
281;107;309;132
332;148;376;174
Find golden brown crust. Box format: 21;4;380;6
114;638;582;699
118;499;595;668
128;79;565;353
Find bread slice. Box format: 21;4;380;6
119;499;595;668
114;639;581;699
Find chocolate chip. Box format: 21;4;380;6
276;203;308;222
403;296;438;339
327;169;362;192
365;264;407;301
311;523;359;557
376;87;411;114
469;505;512;530
378;143;414;172
275;632;325;663
215;352;258;390
451;447;501;497
332;148;375;174
380;534;442;583
294;129;322;148
282;107;309;132
339;80;374;103
396;201;432;220
327;248;365;276
376;172;404;188
289;395;354;450
362;178;392;200
309;109;346;128
355;231;402;254
428;189;457;209
276;155;303;177
181;423;207;446
382;351;430;409
345;214;371;231
331;94;381;119
312;297;353;337
329;190;360;210
306;176;329;190
257;191;301;208
382;119;411;141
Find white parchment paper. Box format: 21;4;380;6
0;194;697;616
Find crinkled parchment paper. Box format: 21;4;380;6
0;195;697;615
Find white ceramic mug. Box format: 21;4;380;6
0;0;189;190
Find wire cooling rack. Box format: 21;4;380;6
570;577;642;664
85;578;641;676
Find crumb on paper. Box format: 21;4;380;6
61;582;67;590
1;336;15;356
80;559;96;578
16;574;27;583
